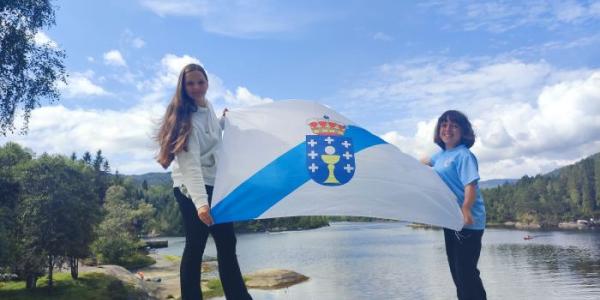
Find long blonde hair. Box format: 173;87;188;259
156;63;208;169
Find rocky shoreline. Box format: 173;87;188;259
80;254;309;299
409;221;599;230
486;221;598;230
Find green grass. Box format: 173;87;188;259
119;253;156;270
203;278;224;298
0;272;144;300
163;255;181;263
202;276;250;299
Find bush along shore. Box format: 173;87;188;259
409;219;599;230
1;253;310;300
486;219;599;230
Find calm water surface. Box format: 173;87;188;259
156;222;600;300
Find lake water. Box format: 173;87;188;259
156;222;600;300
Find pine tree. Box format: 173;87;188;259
82;151;92;165
594;155;600;212
93;150;104;172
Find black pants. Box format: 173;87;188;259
443;228;487;300
174;186;252;300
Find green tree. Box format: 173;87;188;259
63;160;102;279
92;185;154;264
17;154;100;288
0;0;66;134
580;158;595;214
93;149;104;171
143;183;182;236
91;149;110;201
81;151;92;165
483;152;600;225
74;149;112;202
0;143;32;271
113;170;124;185
595;157;600;209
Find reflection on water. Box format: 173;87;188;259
482;232;600;300
157;223;600;300
492;243;600;277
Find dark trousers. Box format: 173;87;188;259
443;228;487;300
174;186;252;300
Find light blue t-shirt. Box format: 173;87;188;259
431;144;486;230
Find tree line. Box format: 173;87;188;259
0;143;154;289
0;142;329;290
7;140;596;291
483;152;600;226
136;178;329;234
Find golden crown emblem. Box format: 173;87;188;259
308;116;346;136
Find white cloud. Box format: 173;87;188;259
2;103;163;174
34;31;58;48
140;54;273;109
131;37;146;48
365;59;600;179
121;29;146;49
223;87;274;107
140;0;210;16
341;58;561;127
373;32;393;41
3;54;275;174
381;119;439;160
137;54;201;103
58;71;110;98
424;0;600;33
592;2;600;15
140;0;325;37
103;50;127;67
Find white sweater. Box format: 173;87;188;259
171;101;223;209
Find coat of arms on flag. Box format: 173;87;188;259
306;116;355;186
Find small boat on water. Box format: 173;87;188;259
523;235;533;240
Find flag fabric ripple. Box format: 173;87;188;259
211;100;463;230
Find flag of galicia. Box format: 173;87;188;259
210;100;464;231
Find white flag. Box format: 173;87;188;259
212;100;463;230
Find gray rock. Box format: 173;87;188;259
515;222;541;229
245;269;309;289
202;255;217;262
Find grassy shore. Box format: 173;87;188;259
1;254;297;299
0;272;145;300
118;252;156;269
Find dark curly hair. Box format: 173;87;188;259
434;110;475;150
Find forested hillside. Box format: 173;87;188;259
483;153;600;225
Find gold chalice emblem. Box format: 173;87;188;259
321;145;340;184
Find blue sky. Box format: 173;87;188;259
2;0;600;179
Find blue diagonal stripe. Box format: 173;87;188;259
212;125;387;223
